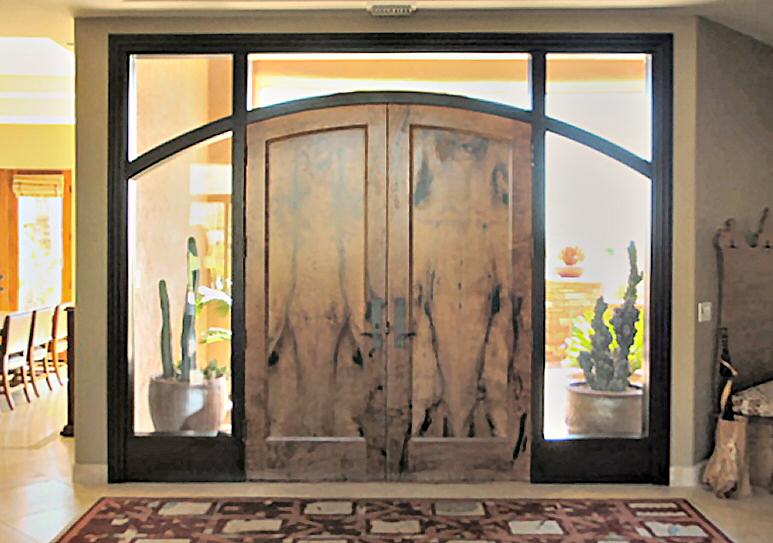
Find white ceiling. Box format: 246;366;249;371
0;38;75;124
8;0;773;47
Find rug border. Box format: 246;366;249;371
56;496;734;543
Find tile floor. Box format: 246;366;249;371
1;388;772;542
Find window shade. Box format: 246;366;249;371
12;174;64;198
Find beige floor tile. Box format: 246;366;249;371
3;383;773;542
0;521;38;543
5;505;86;543
0;480;80;518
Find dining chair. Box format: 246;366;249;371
0;311;34;410
48;303;72;386
28;307;55;396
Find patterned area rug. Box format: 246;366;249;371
57;497;732;542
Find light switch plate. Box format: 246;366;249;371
698;301;712;323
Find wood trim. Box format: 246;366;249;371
0;170;19;310
62;170;74;303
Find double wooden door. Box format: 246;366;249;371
245;104;532;481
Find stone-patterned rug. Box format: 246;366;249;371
56;497;732;542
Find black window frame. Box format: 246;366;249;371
107;32;672;483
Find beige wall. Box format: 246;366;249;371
1;5;72;48
693;19;773;461
74;11;699;472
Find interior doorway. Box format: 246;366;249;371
0;169;74;311
244;103;532;481
108;34;672;484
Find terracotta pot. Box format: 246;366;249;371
565;382;643;437
556;265;584;278
148;375;229;435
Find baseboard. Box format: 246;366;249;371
669;460;707;487
73;463;108;485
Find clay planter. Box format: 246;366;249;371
556;265;584;278
148;375;228;436
565;382;643;437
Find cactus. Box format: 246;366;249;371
180;237;200;382
578;241;643;392
157;236;201;382
158;280;175;379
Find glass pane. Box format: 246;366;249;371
547;53;652;160
129;133;233;435
18;197;63;309
544;132;651;440
248;53;531;110
129;54;232;160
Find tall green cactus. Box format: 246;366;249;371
158;279;175;379
578;241;643;392
609;242;644;387
180;237;200;382
157;237;201;382
579;297;616;390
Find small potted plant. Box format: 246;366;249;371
557;246;586;278
148;237;229;435
565;241;644;437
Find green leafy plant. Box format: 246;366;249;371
196;285;233;346
202;360;228;380
575;241;644;392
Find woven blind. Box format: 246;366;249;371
12;174;65;198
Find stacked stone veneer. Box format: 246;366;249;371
545;279;602;366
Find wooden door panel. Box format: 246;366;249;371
386;105;532;481
245;106;388;480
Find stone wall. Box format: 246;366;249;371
545;280;602;366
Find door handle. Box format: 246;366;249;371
362;297;386;350
394;297;415;348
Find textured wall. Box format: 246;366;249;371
74;11;699;472
694;18;773;463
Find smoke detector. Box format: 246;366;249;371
367;3;417;17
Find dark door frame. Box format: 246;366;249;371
107;32;672;483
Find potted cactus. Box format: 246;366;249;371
148;237;229;435
565;241;644;437
557;246;586;278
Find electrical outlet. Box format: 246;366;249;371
698;301;712;323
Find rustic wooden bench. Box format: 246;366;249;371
715;208;773;492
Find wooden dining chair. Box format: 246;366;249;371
28;307;55;396
48;303;72;386
1;311;34;410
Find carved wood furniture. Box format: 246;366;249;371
714;208;773;492
0;311;33;410
49;303;72;387
28;306;55;395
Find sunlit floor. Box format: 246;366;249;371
1;388;773;542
